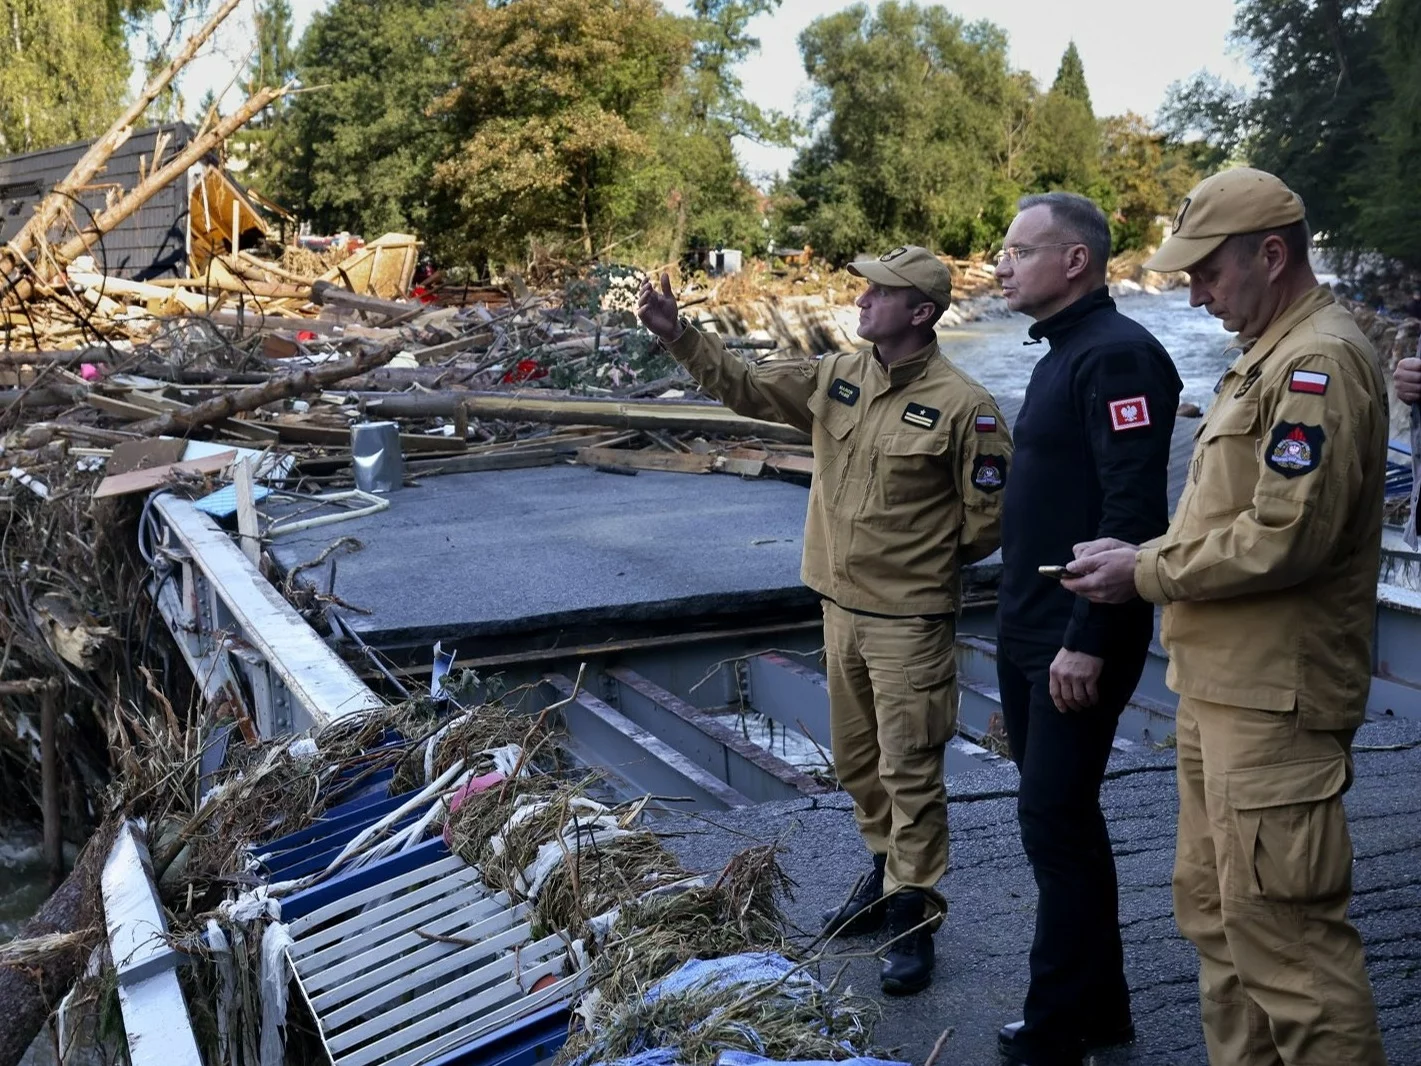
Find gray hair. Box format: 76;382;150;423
1017;192;1111;276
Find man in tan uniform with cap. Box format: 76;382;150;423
1063;168;1387;1065
637;247;1011;996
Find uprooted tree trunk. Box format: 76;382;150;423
0;0;243;297
0;824;113;1066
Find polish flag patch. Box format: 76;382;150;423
1108;395;1151;432
975;414;998;433
1289;369;1330;395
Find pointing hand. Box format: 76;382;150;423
636;272;683;344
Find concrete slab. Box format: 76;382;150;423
658;718;1421;1066
266;465;817;650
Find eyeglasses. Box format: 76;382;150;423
992;243;1080;266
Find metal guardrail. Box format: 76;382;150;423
147;492;385;734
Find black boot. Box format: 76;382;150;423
820;854;887;937
879;889;934;996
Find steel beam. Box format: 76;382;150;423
605;667;827;803
149;492;384;733
743;653;833;749
542;674;752;809
102;822;203;1066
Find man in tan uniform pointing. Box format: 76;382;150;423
1064;168;1387;1065
637;248;1011;996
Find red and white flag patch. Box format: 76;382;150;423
1108;395;1151;432
1289;369;1329;395
975;414;998;433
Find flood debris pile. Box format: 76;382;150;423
21;676;889;1066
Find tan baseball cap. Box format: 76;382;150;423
1145;167;1306;273
847;245;954;309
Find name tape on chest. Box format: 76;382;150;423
828;378;860;406
1108;395;1151;433
1289;370;1330;395
1265;422;1325;478
902;402;940;429
974;414;998;433
971;454;1006;493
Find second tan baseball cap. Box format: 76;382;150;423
1145;167;1307;273
847;245;954;309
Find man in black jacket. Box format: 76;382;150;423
991;193;1182;1066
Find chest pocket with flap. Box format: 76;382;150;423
1192;398;1261;518
879;430;951;507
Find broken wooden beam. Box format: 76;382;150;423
0;0;244;296
0;385;88;410
575;446;715;474
0;348;111;368
310;280;422;321
127;342;399;437
351;390;812;444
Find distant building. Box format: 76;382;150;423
0;123;270;281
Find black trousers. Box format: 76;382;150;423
997;637;1147;1063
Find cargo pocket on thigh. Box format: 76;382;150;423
1227;754;1352;904
890;654;956;754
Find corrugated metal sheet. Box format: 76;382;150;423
0;124;193;280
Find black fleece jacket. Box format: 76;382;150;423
998;287;1183;655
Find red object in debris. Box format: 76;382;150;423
502;358;547;384
411;285;438;305
442;770;508;845
296;330;318;343
530;974;559;994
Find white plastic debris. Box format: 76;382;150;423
286;738;319;761
259;922;295;1066
220;885;281;924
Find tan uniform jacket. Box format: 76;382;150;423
667;327;1012;616
1135;287;1386;729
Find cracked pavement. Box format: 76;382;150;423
657;717;1421;1065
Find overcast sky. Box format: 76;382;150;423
171;0;1255;186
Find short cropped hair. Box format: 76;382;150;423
903;285;947;328
1017;192;1112;276
1227;219;1312;270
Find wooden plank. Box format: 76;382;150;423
234;459;259;565
271;419;466;453
575;446;714;474
92;450;236;499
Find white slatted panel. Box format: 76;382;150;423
287;852;584;1066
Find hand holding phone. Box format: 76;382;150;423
1038;564;1073;580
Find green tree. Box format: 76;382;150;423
1051;41;1092;113
785;2;1030;262
435;0;690;263
1024;44;1099;192
268;0;459;244
1161;0;1386;255
1354;0;1421;267
657;0;793;257
1098;112;1200;252
233;0;297;190
0;0;152;153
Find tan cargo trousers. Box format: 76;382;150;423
1172;695;1385;1065
822;600;956;918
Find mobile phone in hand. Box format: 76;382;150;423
1038;564;1073;580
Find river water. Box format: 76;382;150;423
0;290;1237;942
942;287;1234;416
